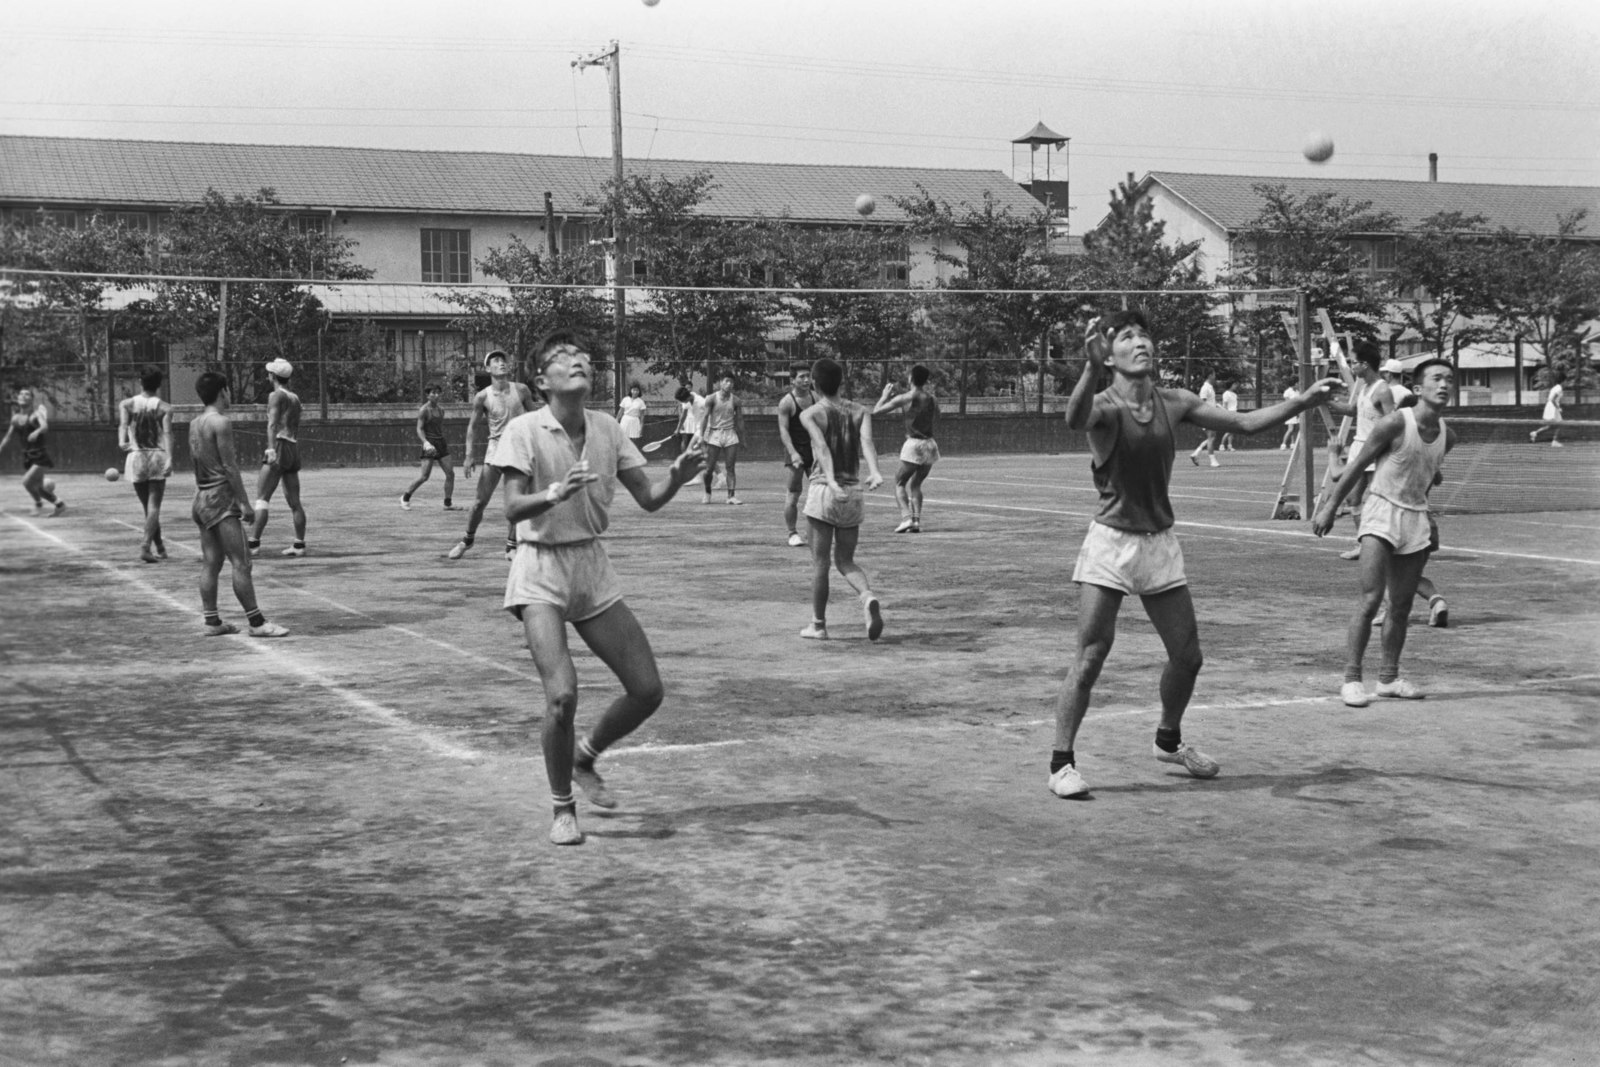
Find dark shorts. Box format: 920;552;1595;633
192;485;243;531
266;438;302;474
22;447;52;471
422;435;450;461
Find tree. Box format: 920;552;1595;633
1221;183;1399;364
897;186;1071;402
1389;211;1497;359
592;170;779;388
1484;210;1600;392
0;212;150;420
1079;174;1234;391
143;188;370;401
444;235;610;391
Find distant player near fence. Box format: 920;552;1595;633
1;387;65;516
448;350;536;561
401;384;459;511
118;366;173;562
1530;371;1565;446
873;363;940;533
247;358;308;558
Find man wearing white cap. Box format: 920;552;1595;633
247;358;309;558
448;349;536;560
1380;358;1410;406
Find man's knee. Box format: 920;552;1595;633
1073;642;1113;686
1172;644;1203;677
630;678;665;713
544;689;579;723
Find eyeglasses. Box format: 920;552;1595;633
539;344;592;371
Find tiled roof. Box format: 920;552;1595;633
1143;171;1600;237
0;135;1044;224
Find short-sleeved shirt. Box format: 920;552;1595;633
1221;389;1239;413
493;407;646;545
1198;381;1216;405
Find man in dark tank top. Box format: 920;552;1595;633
1047;310;1339;800
873;362;941;533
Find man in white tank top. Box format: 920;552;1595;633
1313;358;1457;708
118;366;173;563
1325;341;1396;559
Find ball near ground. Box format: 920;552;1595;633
855;193;876;216
1303;132;1335;164
42;476;56;495
105;467;121;482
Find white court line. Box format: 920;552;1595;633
13;515;485;762
920;496;1600;567
106;519;623;688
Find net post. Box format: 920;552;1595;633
1298;291;1315;516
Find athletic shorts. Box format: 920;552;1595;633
504;539;623;624
803;480;864;528
785;459;812;493
21;447;52;471
266;438;302;474
126;448;172;483
704;428;739;450
1072;521;1187;597
421;435;450;461
1358;494;1432;556
192;485;243;531
900;437;940;467
483;436;503;467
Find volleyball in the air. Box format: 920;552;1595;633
855;194;876;216
1303;132;1335;164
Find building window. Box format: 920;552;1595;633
110;212;151;232
882;260;910;284
1373;239;1397;271
296;215;327;236
421;229;471;283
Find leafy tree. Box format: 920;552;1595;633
592;170;779;389
897;186;1070;401
143;188;370;400
0;212;150;420
1220;183;1399;367
1484;210;1600;392
1078;174;1234;391
1389;211;1497;358
445;235;610;389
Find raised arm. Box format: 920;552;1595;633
859;409;883;491
873;382;911;416
1311;413;1402;534
616;444;707;513
1187;378;1341;436
1063;319;1111;431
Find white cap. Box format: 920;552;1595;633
264;358;293;378
1381;359;1405;375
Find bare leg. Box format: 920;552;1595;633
807;518;835;623
439;455;456;501
1140;585;1204;731
281;472;306;542
463;466;501;540
1054;582;1123;752
218;517;262;612
574;601;666;754
250;465;281;541
1379;550;1429;681
906;464;931;524
404;458;435;499
723;446;739;498
1344;535;1391;681
829;523;873;598
198;523;226;615
520;604;581;807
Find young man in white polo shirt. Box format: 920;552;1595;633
495;329;706;846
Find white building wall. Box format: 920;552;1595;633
334;212;556;282
1144;184;1231;282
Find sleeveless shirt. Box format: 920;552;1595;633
903;390;938;439
129;395;165;450
1367;408;1447;513
786;390;815;462
1088;388;1177;533
483;385;526;442
808;403;861;486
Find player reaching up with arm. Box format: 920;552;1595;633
495;329;704;846
1050;310;1338;800
873;364;940;533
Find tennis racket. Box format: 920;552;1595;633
641;434;675;453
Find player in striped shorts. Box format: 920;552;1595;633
118;366;174;562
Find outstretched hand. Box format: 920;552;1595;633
1299;377;1344;406
549;460;601;503
670;442;706;482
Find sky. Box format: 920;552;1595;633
3;0;1598;230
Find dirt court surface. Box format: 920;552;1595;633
3;449;1598;1067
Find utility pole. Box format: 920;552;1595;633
574;40;627;401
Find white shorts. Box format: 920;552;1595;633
504;539;623;623
484;437;502;467
125;449;172;483
1072;522;1187;597
803;481;864;528
704;428;739;450
899;438;940;467
1358;494;1433;555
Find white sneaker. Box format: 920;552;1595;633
787;531;805;547
446;540;470;560
572;764;617;809
1153;741;1220;778
726;496;744;505
1209;458;1220;468
281;545;306;557
862;596;883;642
550;810;584;846
204;622;240;637
894;518;915;533
799;623;829;640
702;492;712;505
1341;681;1370;707
1551;441;1563;448
1428;598;1449;628
249;621;290;638
1376;678;1424;700
1048;763;1089;798
399;496;412;511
